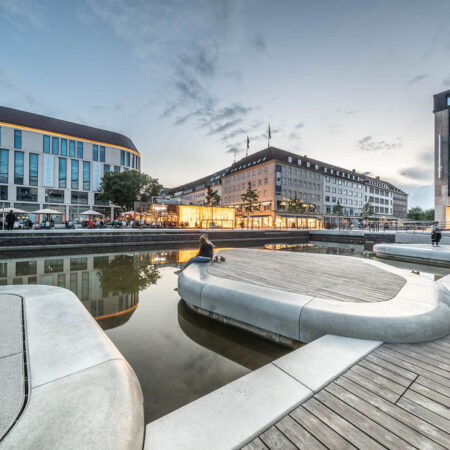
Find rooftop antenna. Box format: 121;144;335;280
246;135;249;157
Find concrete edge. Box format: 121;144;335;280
144;334;382;450
0;285;144;450
178;252;450;344
374;243;450;266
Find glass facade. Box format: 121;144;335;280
77;142;83;159
114;166;120;172
0;149;8;183
71;160;79;189
83;161;90;190
17;187;38;202
61;139;67;156
45;189;64;203
93;145;98;161
69;140;75;158
14;130;22;149
104;164;110;173
120;150;125;165
127;152;130;167
0;185;7;200
59;158;67;188
29;154;38;186
43;135;50;153
14;151;24;184
71;191;88;204
94;193;109;206
52;137;59;155
100;146;105;162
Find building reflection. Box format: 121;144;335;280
0;248;203;329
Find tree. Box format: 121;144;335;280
98;171;162;211
407;207;434;221
288;194;306;214
240;181;259;213
205;185;221;206
361;202;374;219
333;201;343;216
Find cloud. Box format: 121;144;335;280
295;122;304;129
251;35;266;52
400;167;433;182
226;146;241;154
289;132;300;141
207;119;242;135
357;135;401;152
179;40;219;78
443;75;450;86
0;0;44;27
407;74;429;84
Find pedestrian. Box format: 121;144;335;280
431;221;442;247
5;210;17;230
174;234;214;274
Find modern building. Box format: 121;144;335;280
0;106;141;222
434;89;450;222
170;146;408;227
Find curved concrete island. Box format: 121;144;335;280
0;286;144;450
178;249;450;344
374;242;450;267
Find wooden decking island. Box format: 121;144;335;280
209;249;405;303
244;335;450;450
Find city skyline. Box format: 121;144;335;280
1;0;448;209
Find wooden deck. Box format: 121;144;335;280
243;335;450;450
209;249;406;303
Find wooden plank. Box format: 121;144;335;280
415;375;450;398
290;406;356;450
384;345;450;372
358;359;412;387
397;395;450;433
351;364;407;394
410;381;450;407
392;343;450;366
241;437;269;450
325;381;444;450
275;415;327;450
334;377;450;448
364;353;417;381
372;349;450;388
315;389;415;449
416;342;450;357
402;390;450;421
302;397;385;449
342;369;400;403
259;426;297;450
375;348;450;380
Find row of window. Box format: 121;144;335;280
282;165;321;180
282;178;321;190
368;196;392;205
0;185;109;205
325;186;363;197
325;176;363;188
324;196;364;206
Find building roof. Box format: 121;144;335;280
433;89;450;113
170;167;230;194
0;106;139;154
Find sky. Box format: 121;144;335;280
1;0;448;209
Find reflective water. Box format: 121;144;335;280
1;241;448;422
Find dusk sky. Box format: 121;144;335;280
1;0;448;208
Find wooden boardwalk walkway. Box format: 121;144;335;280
243;335;450;450
209;249;406;303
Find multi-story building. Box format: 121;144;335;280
363;176;394;217
391;185;408;219
434;89;450;222
0;106;140;222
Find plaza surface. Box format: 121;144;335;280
375;243;450;267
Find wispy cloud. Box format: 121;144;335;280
0;0;44;28
295;122;304;129
400;166;433;182
357;135;402;152
407;74;428;84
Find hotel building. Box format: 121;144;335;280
171;146;408;226
0;106;141;222
434;89;450;222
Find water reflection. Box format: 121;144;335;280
264;241;364;256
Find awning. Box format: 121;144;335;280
277;214;321;219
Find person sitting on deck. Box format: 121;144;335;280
175;234;213;275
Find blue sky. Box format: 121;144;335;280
1;0;448;208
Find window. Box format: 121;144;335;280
120;150;125;165
71;191;88;204
43;135;50;153
71;160;79;189
61;139;67;156
14;130;22;149
29;154;38;186
16;261;37;276
77;142;83;159
0;185;8;200
45;189;64;203
0;149;8;183
100;146;105;162
114;166;120;172
17;187;37;202
132;154;135;168
14;151;24;184
69;140;75;158
94;193;109;206
104;164;110;173
126;152;130;167
83;161;90;190
92;145;98;161
52;137;59;155
59;158;67;188
0;127;1;146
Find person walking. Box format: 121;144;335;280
431;221;442;247
5;210;17;230
175;234;213;274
